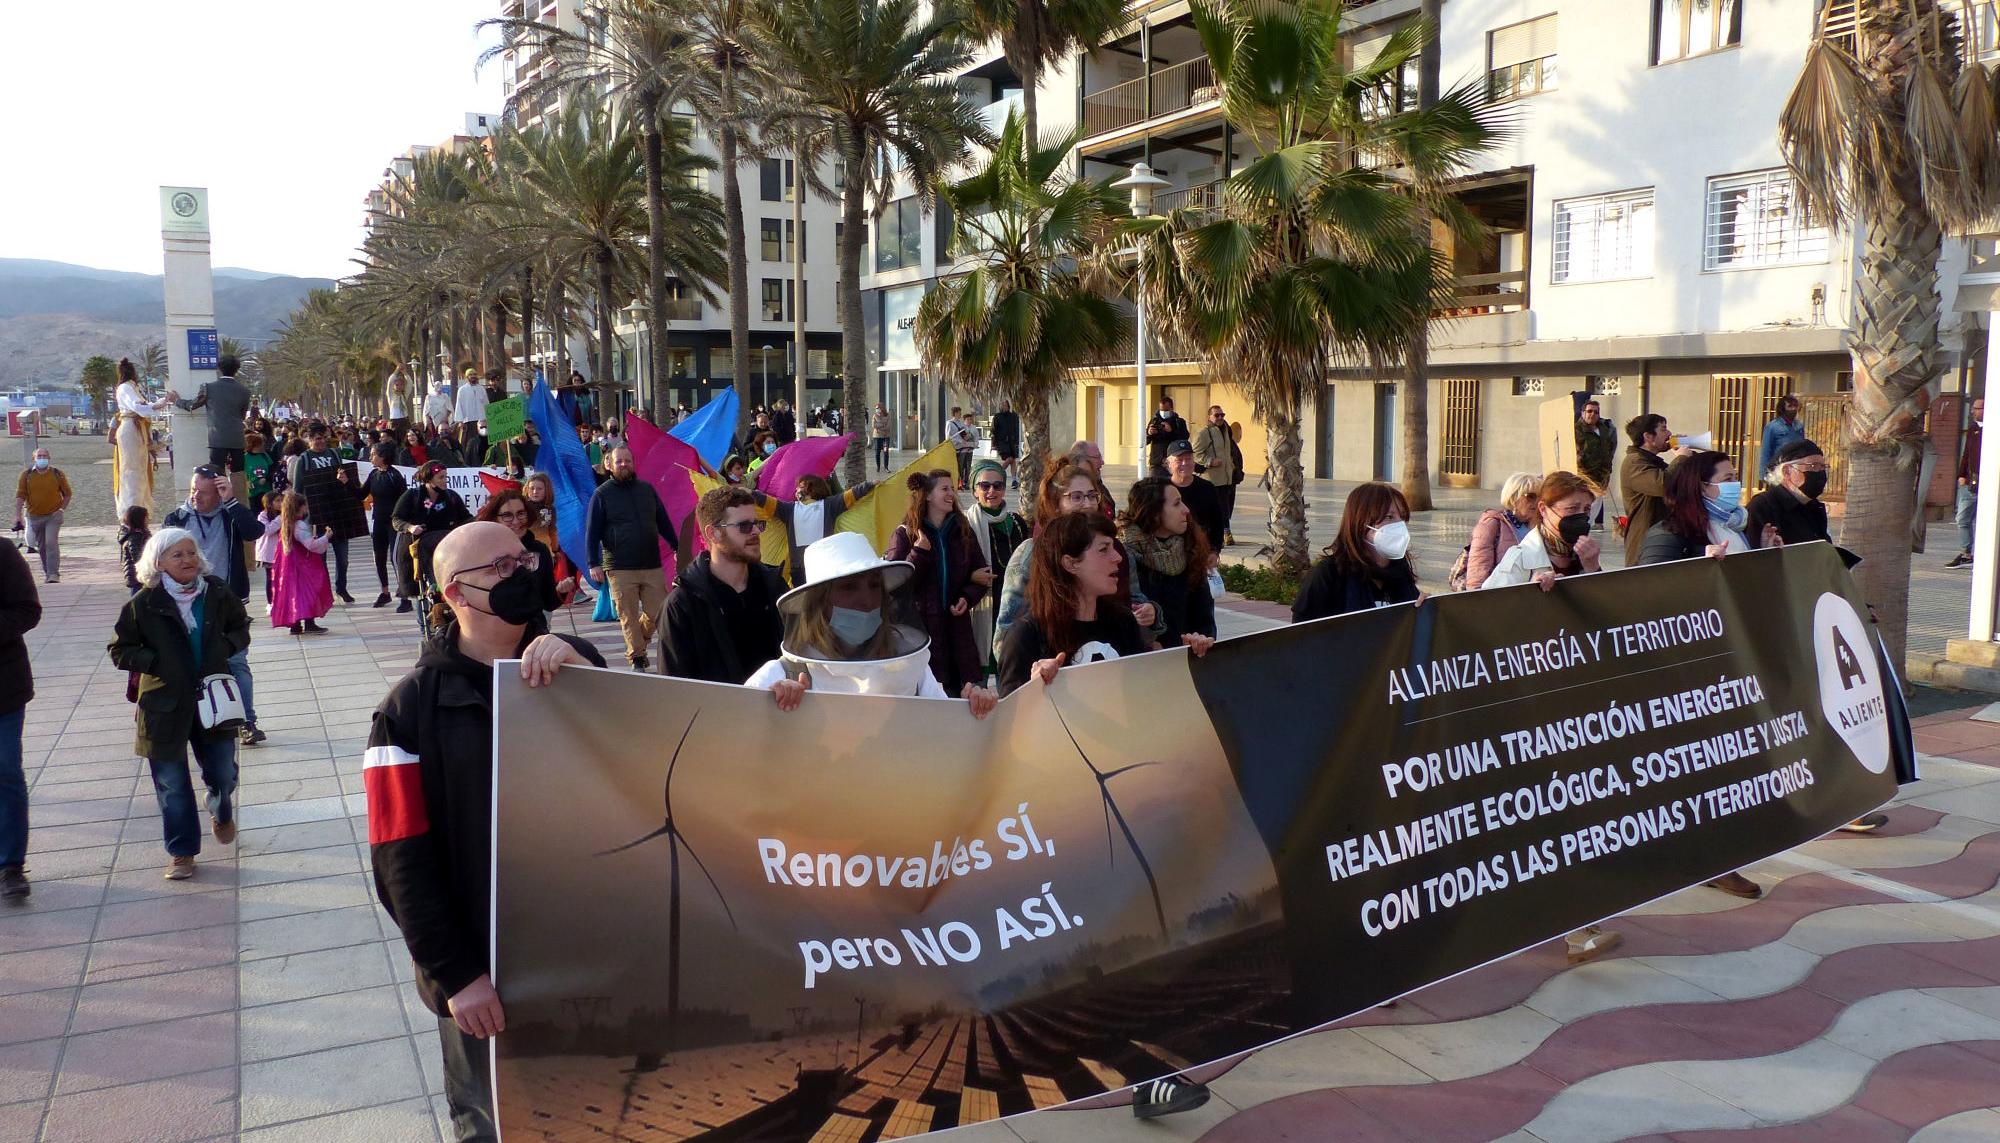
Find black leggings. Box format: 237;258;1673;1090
371;526;395;592
874;437;890;469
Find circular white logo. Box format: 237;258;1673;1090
171;193;198;218
1813;593;1890;774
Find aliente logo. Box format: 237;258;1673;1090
1813;593;1889;774
171;192;198;218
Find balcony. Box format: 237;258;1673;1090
1082;57;1218;138
1441;271;1529;316
661;298;702;322
1154;179;1225;216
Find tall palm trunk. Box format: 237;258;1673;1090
488;300;509;382
1840;180;1942;673
838;138;870;485
641;88;670;421
596;248;618;397
1020;389;1051;518
720;72;753;437
519;267;537;386
1399;0;1444;513
1015;0;1040;146
552;278;570;391
449;306;466;381
1266;400;1310;577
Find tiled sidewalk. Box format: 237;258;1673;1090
7;538;2000;1142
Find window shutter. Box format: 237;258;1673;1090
1490;14;1557;69
1349;31;1391;70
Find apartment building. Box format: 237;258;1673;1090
499;0;846;415
360;114;502;236
1060;0;1995;490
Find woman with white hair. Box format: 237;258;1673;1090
107;527;251;880
1453;472;1540;590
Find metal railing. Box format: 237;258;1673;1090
1153;179;1226;215
1082;57;1219;137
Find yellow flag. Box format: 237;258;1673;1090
690;471;795;573
836;440;958;556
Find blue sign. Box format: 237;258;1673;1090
187;328;220;371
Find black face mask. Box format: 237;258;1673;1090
461;567;541;626
1557;512;1592;545
1801;470;1828;500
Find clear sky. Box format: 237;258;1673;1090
0;0;505;281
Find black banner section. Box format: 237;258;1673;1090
491;542;1905;1141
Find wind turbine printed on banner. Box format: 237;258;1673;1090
1047;699;1169;941
595;710;737;1046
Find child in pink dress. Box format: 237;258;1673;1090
254;491;283;611
270;491;334;634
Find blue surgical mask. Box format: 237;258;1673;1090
829;606;882;646
33;457;49;470
1712;480;1742;511
763;442;777;456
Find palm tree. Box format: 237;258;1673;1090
133;341;168;383
916;110;1128;503
497;102;725;402
485;1;717;417
1780;0;2000;670
662;0;777;435
1400;0;1444;512
964;0;1123;147
1118;0;1498;576
757;0;987;483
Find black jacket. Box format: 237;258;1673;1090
0;539;39;715
585;476;678;571
522;533;561;613
1173;477;1226;551
108;575;251;762
161;498;264;602
990;410;1021;456
363;466;408;531
1745;487;1830;548
1145;411;1191;469
1130;558;1216;645
392;485;472;535
1292;555;1418;622
660;552;786;684
368;621;604;1016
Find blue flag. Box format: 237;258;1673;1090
669;385;740;469
526;380;601;589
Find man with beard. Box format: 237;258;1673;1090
586;445;679;670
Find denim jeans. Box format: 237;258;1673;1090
227;649;257;726
438;1016;497;1141
0;707;25;867
1958;483;1978;554
331;537;351;595
24;510;60;579
147;732;237;857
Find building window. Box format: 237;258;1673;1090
1587;376;1622;396
1552;188;1656;283
1352;29;1420;120
874;197;923;273
762;278;786;322
760;219;801;261
1704;169;1828;270
1511;377;1545;397
1654;0;1741;65
1488;15;1557;103
759;158;795;202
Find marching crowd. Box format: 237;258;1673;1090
0;374;1956;1139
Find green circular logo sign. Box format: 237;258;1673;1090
171;192;199;218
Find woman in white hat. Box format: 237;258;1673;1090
746;531;997;718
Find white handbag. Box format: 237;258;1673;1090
195;673;247;730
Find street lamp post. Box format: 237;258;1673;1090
624;300;650;419
1112;162;1170;470
761;344;774;411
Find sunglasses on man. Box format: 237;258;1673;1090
713;518;768;536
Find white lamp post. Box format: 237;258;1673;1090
1112;162;1171;470
625;300;649;417
761;343;774;411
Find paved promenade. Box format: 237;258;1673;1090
6;529;2000;1140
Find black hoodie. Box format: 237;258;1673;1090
659;551;785;685
366;619;603;1015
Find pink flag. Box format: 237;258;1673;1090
754;434;853;500
624;415;708;581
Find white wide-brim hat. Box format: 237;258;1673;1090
776;530;914;615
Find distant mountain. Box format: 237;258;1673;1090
0;259;335;387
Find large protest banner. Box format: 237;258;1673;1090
491;543;1908;1141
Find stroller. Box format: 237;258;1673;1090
401;524;461;642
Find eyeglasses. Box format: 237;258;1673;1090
975;482;1006;492
452;551;541;582
1062;490;1100;504
715;519;768;536
496;509;530;522
1786;460;1829;473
